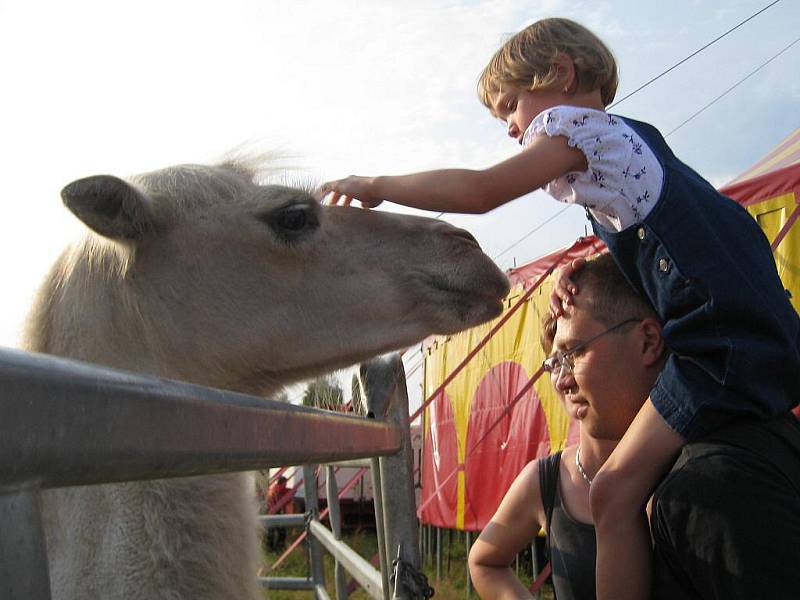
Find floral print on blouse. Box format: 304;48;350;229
522;106;663;232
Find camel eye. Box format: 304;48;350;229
276;206;307;230
263;203;319;241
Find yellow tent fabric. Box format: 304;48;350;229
419;128;800;530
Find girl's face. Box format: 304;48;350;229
493;87;568;145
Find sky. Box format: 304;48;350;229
1;0;798;401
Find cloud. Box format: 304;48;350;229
1;0;798;347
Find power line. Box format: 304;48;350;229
493;205;571;262
665;35;800;138
440;1;784;270
608;0;782;110
485;2;787;268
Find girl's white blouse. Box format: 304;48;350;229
522;106;664;232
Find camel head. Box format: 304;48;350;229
52;161;509;394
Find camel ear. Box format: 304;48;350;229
61;175;156;240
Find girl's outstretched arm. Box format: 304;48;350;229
590;399;685;600
319;132;587;214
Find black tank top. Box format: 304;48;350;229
538;452;597;600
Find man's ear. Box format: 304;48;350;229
639;317;665;367
61;175;156;241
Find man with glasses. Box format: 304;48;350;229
470;253;665;599
469;253;800;600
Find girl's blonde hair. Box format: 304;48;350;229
478;18;619;111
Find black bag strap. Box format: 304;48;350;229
537;451;562;558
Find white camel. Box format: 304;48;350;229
22;158;509;600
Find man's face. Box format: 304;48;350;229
550;306;648;440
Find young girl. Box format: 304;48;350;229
320;18;800;600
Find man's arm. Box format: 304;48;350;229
468;460;546;600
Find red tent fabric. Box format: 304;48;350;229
419;129;800;530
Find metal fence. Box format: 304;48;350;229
0;347;429;600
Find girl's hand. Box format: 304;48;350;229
550;258;586;316
319;176;384;208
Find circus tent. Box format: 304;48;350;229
719;127;800;314
417;128;800;531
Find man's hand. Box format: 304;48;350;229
318;176;383;208
550;258;587;316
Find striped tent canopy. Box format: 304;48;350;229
719;127;800;315
720;127;800;205
418;127;800;531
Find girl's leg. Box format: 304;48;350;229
590;398;685;600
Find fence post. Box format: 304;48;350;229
362;356;424;599
435;528;442;581
465;530;472;598
303;465;327;596
370;457;392;600
531;541;541;600
325;465;348;600
0;483;51;600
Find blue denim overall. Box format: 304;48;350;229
591;117;800;440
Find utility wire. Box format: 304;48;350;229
436;1;783;269
608;0;782;110
493;205;571;262
665;35;800;138
479;0;787;268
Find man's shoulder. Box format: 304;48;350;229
654;442;744;503
655;414;800;503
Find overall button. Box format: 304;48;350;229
637;227;646;240
658;258;670;273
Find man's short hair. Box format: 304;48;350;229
540;253;657;353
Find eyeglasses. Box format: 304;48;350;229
542;318;642;378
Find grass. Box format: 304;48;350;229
259;528;555;600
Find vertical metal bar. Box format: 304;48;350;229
364;357;421;574
420;523;426;567
428;525;433;567
465;531;472;598
424;525;429;567
303;465;326;594
325;465;348;600
370;457;391;600
436;527;441;581
531;541;541;600
0;483;52;600
446;528;452;575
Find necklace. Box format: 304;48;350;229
575;445;593;486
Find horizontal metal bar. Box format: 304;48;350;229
330;458;372;468
0;347;401;488
259;514;306;528
309;519;383;599
258;576;315;590
315;583;333;600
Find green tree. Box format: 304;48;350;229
301;376;344;410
